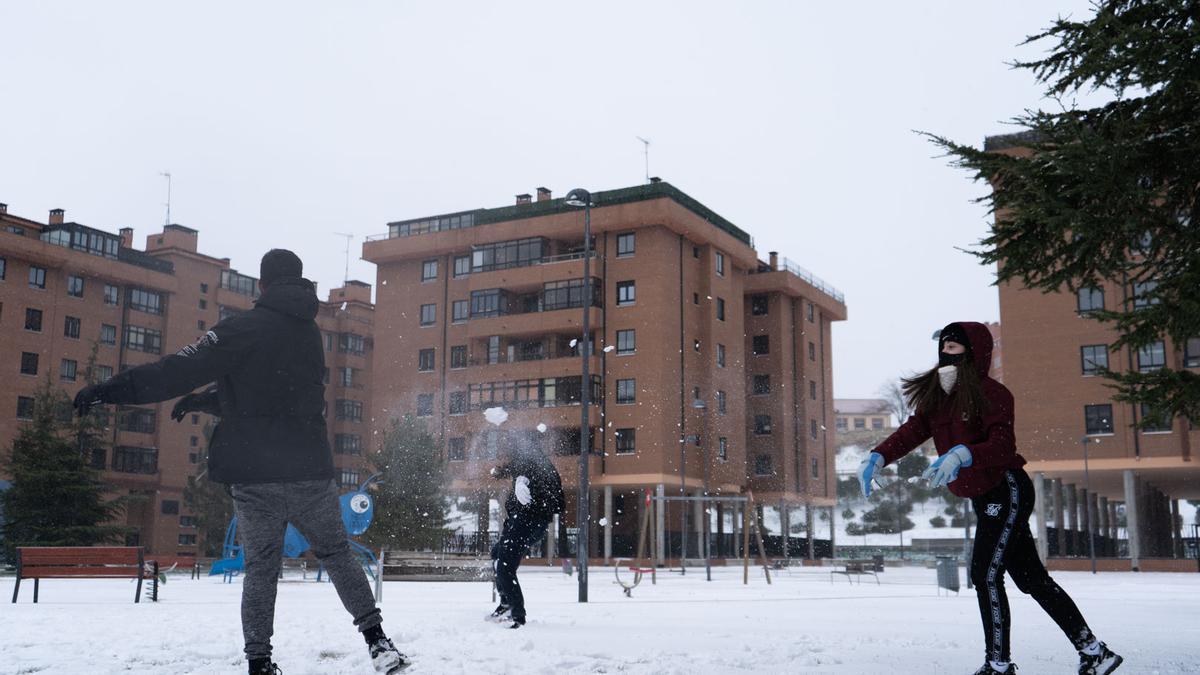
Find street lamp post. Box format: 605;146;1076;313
565;188;593;603
693;398;712;581
1081;436;1098;574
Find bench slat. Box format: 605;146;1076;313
19;547;142;565
22;568;148;578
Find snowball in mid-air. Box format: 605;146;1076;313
484;407;509;426
598;517;608;526
536;423;547;433
340;301;348;311
603;345;615;353
569;338;578;348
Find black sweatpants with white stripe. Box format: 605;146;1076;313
969;468;1095;663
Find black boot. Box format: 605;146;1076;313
248;657;282;675
489;603;511;622
368;636;411;673
1078;642;1122;675
972;663;1016;675
508;616;526;629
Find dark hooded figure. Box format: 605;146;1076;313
488;442;564;628
74;249;409;675
856;322;1122;675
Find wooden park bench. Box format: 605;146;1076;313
830;558;880;585
11;546;160;603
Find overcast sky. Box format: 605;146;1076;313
0;1;1099;399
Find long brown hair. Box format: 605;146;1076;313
901;357;989;422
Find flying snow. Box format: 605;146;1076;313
536;423;547;433
484;407;509;426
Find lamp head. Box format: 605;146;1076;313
564;188;593;207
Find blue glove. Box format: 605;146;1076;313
857;452;884;498
921;445;973;488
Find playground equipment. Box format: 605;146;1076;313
210;474;382;581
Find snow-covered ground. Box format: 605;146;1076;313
3;564;1197;674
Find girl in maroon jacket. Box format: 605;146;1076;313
858;322;1122;675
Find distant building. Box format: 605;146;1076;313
834;399;893;434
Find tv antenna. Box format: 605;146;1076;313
159;171;172;225
333;232;354;284
636;136;651;184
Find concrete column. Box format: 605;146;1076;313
806;504;816;559
1088;492;1100;559
603;486;613;563
1079;487;1090;556
715;503;725;558
1066;484;1079;556
655;484;666;563
693;492;705;562
1108;501;1118;546
1171;498;1181;558
1123;471;1141;570
828;506;837;559
1098;496;1109;556
781;502;791;562
1054;479;1066;556
548;514;559;561
1033;472;1049;562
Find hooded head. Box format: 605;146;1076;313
254;249;318;320
260;249;304;288
938;321;994;378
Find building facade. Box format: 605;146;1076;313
834;399;893;434
987;134;1198;569
0;203;372;558
362;181;847;560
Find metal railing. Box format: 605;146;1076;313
751;256;845;304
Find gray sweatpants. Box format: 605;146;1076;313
231;479;382;660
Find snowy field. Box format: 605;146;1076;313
3;565;1198;674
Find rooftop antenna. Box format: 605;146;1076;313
159;171;172;225
636;136;651;184
333;232;354;284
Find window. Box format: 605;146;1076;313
811;458;820;479
471;237;545;272
100;324;117;346
199;299;207;310
1140;404;1171;433
418;348;436;372
334;434;362;455
718;437;728;461
338;367;358;387
448;437;466;461
616;379;636;404
339;470;360;488
17;396;35;419
190;436;198;447
0;257;5;279
615;428;636;454
220;269;259;297
60;359;77;382
693;293;699;305
197;320;206;331
693;246;700;258
339;333;366;355
754;415;772;435
29;266;46;289
616;280;636;306
717;344;726;368
1187;338;1200;368
715;251;725;276
1084;404;1114;435
616;329;635;355
453;255;471;278
806;302;815;322
25;308;43;332
809;380;817;400
335;399;363;422
451;345;468;369
751;294;768;316
179;534;197;546
717;390;727;415
96;365;113;381
810;419;819;439
180;516;197;528
808;342;816;361
421;259;438;282
487;336;500;364
417;393;434;417
125;326;163;354
836;417;848;432
854;417;865;430
128;288;163;314
323;333;333;352
200;282;208;294
1132;280;1159;309
617;232;635;257
67;275;84;297
161;500;180;515
752;335;769;356
470;289;504;318
1137;341;1165;372
64;315;81;339
91;448;107;469
420;303;436;326
1077;287;1104;313
872;418;883;430
103;284;119;305
449;391;467;415
716;297;725;321
20;352;39;375
112;446;158;474
752;374;771;395
754;454;772;476
452;300;469;322
1081;345;1109;375
119;408;157;434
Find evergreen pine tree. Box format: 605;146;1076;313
364;416;449;551
183;422;235;557
1;375;126;558
927;0;1200;425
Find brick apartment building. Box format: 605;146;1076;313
834;399;893;435
987;133;1199;570
362;181;847;560
0;203;373;558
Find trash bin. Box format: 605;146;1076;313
936;555;960;595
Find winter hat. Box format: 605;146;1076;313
938;322;972;368
260;249;303;288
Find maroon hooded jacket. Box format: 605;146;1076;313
872;321;1025;498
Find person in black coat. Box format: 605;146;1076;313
488;441;564;628
74;249;409;675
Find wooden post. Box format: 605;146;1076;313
742;497;752;585
749;493;772;584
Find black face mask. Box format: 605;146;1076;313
939;350;967;368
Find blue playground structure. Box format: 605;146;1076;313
210;474;382;581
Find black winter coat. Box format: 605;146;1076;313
496;451;565;521
97;278;334;485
